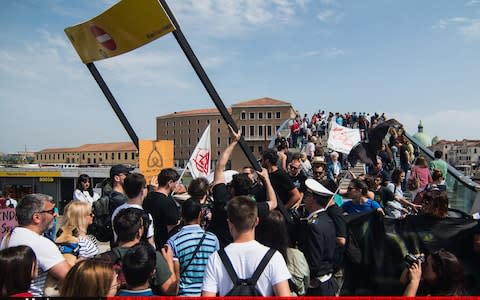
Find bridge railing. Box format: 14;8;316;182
403;133;480;214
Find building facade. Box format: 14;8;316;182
431;139;480;176
35;142;138;166
156;97;296;170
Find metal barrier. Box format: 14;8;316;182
404;132;480;214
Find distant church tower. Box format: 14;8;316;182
413;120;432;147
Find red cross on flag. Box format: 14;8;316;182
187;125;211;179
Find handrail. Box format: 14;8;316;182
403;132;479;213
403;132;479;192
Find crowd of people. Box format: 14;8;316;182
0;110;478;297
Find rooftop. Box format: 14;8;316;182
38;142;137;153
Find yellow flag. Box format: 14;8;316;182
64;0;175;64
139;140;174;186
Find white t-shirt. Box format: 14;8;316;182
73;189;100;204
202;240;291;296
111;203;154;242
0;227;65;296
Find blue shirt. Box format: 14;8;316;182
117;288;154;296
167;225;219;296
341;198;380;214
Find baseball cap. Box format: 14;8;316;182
305;178;334;197
110;164;133;179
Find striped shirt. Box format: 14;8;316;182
79;235;99;258
167;225;219;296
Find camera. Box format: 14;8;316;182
404;253;425;266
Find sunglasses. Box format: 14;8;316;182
38;207;56;215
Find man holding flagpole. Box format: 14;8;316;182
208;125;278;248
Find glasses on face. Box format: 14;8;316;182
88;212;94;217
38;207;56;215
313;171;323;176
289;165;299;171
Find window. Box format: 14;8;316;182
93;158;96;164
249;112;255;120
118;153;121;160
207;119;210;124
249;126;255;137
258;125;263;137
197;120;200;124
267;125;272;136
173;121;176;126
217;128;221;133
241;126;246;136
111;153;114;159
188;120;191;125
258;146;263;153
131;153;135;160
197;128;200;133
258;112;263;119
165;121;169;126
241;112;246;120
82;154;85;160
124;152;128;160
217;137;221;146
276;125;280;132
276;112;281;119
250;146;254;152
267;112;272;119
217;119;221;124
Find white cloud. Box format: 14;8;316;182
435;17;480;40
319;0;339;6
169;0;311;37
302;47;345;58
317;9;344;23
466;0;480;6
459;19;480;39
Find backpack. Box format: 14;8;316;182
89;195;113;242
218;248;276;296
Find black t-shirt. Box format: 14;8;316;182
143;191;180;249
210;183;269;249
269;169;296;205
289;171;308;193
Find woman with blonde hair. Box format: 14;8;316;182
59;259;117;297
62;201;98;258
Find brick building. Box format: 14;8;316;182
156;97;295;170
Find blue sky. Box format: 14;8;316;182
1;0;479;154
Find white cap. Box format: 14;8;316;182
305;178;334;196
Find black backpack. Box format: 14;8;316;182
218;248;276;296
89;195;113;242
